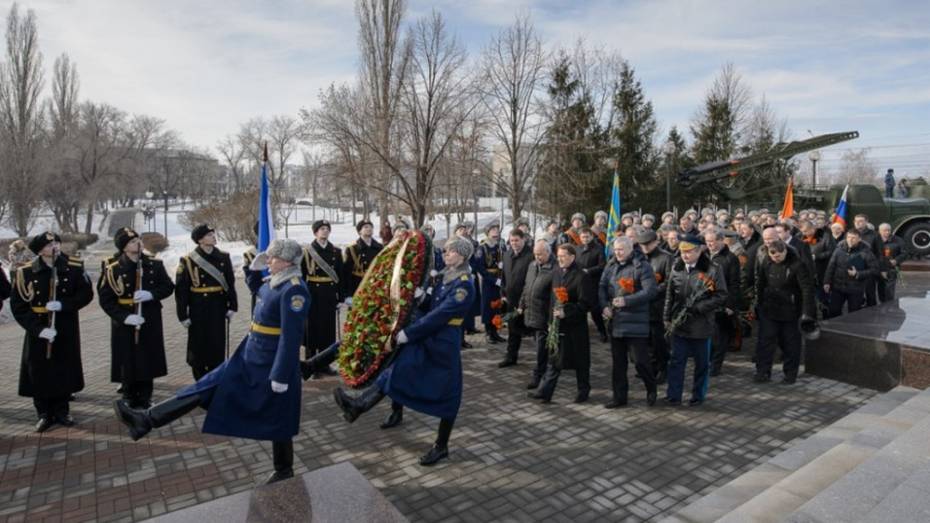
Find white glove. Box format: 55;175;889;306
39;328;57;341
45;301;62;312
495;278;502;287
414;287;425;298
225;310;235;320
497;261;504;269
429;269;439;278
344;297;353;307
250;252;268;271
124;314;145;326
271;380;288;393
181;319;192;329
133;290;154;303
396;330;409;345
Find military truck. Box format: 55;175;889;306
797;181;930;256
678;131;930;257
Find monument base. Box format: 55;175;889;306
148;462;407;523
805;273;930;391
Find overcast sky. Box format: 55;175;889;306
7;0;930;175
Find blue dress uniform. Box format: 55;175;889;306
475;240;504;329
376;271;475;420
242;247;264;312
177;271;310;441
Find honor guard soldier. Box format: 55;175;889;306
176;224;239;379
562;213;586;245
115;239;311;485
475;222;506;344
455;223;480;343
99;228;175;408
302;220;343;367
10;233;93;432
243;221;265;312
342;219;383;300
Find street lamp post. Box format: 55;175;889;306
808;150;821;189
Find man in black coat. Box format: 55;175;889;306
498;229;533;368
877;223;907;302
853;214;882;306
243;222;264;313
704;228;741;377
776;223;814;275
342;219;383;300
752;240;815;383
518;240;555;389
10;232;93;432
99;228;175;409
302;220;343;369
663;235;728;406
175;224;238;380
576;227;608;342
529;244;593;404
823;228;879;317
637;229;673;383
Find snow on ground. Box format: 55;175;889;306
2;203;544;279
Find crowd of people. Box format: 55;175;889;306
0;203;912;474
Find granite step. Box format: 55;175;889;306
661;386;921;523
786;388;930;522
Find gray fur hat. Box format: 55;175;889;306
594;210;608;221
265;239;304;265
443;236;474;260
571;213;586;223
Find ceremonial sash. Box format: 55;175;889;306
305;244;340;284
189;251;229;293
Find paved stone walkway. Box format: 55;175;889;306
0;281;876;522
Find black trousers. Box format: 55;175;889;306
504;316;523;362
649;319;670;375
828;288;865;317
33;396;70;419
711;315;736;371
864;277;877;307
878;278;897;303
610;337;655;402
122;380;154;408
756;317;802;377
591;310;607;337
530;329;549;381
537;340;590;400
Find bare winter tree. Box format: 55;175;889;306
216;133;249;193
44;53;81;231
835;148;879;186
354;0;410;221
0;3;45;236
479;13;546;221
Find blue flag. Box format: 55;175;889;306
605;171;621;257
258;143;275;253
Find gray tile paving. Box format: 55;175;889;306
0;280;876;522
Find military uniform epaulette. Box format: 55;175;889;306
460;274;469;281
67;255;84;268
289;276;301;287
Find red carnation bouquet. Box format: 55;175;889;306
337;229;432;388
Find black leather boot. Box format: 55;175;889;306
380;403;404;429
420;418;454;466
301;343;339;380
114;395;201;441
263;440;294;484
333;386;385;423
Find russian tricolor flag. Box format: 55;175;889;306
832;184;849;228
258;142;275;253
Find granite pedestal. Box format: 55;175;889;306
806;273;930;391
147;462;407;523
